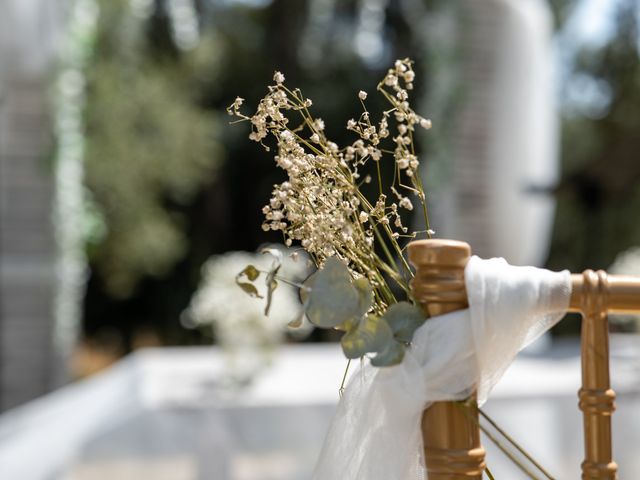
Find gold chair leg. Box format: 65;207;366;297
409;239;486;479
578;270;617;480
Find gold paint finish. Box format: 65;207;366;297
408;239;485;480
570;270;640;478
569;273;640;313
576;270;618;480
422;444;486;476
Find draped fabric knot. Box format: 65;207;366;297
313;256;571;480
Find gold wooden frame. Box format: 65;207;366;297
408;239;640;480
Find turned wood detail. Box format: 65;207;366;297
573;270;618;480
408;239;485;480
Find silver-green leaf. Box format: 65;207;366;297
303;257;362;328
353;277;374;319
371;340;405;367
341;314;393;359
382;301;426;343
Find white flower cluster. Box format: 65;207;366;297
183;248;312;349
381;59;432;178
250;88;290;143
262;121;384;265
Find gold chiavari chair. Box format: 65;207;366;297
408;239;640;480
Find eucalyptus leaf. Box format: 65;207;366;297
236;281;263;299
371;340;405;367
288;310;304;328
236;264;262;299
383;301;426;343
336;318;356;332
303;257;362;328
353;277;374;319
341;314;393;359
299;284;311;304
263;250;282;316
240;264;260;281
264;272;279;316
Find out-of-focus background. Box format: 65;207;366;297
0;0;639;479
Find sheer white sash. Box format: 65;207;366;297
313;256;571;480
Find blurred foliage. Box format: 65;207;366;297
79;0;640;349
547;0;580;29
82;0;434;349
547;0;640;274
84;0;222;298
547;0;640;336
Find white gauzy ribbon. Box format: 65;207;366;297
313;256;572;480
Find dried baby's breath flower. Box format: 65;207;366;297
227;97;244;114
420;118;432;130
399;197;414;211
273;71;285;84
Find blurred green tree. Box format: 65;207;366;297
548;0;640;273
80;0;434;350
79;0;640;351
85;0;222;298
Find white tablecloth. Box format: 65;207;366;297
0;337;639;480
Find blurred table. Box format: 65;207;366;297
0;336;639;480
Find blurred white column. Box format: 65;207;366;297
424;0;558;267
0;0;65;78
0;0;66;410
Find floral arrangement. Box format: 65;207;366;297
229;59;434;366
227;59;569;479
183;247;313;382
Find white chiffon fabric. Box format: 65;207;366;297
313;256;572;480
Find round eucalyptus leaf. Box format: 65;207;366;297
371;340;405;367
382;301;426;343
353;277;374;319
341;314;393;359
299;284;311;304
303;257;361;328
335;318;356;332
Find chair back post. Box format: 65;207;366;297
571;270;618;479
408;239;485;479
